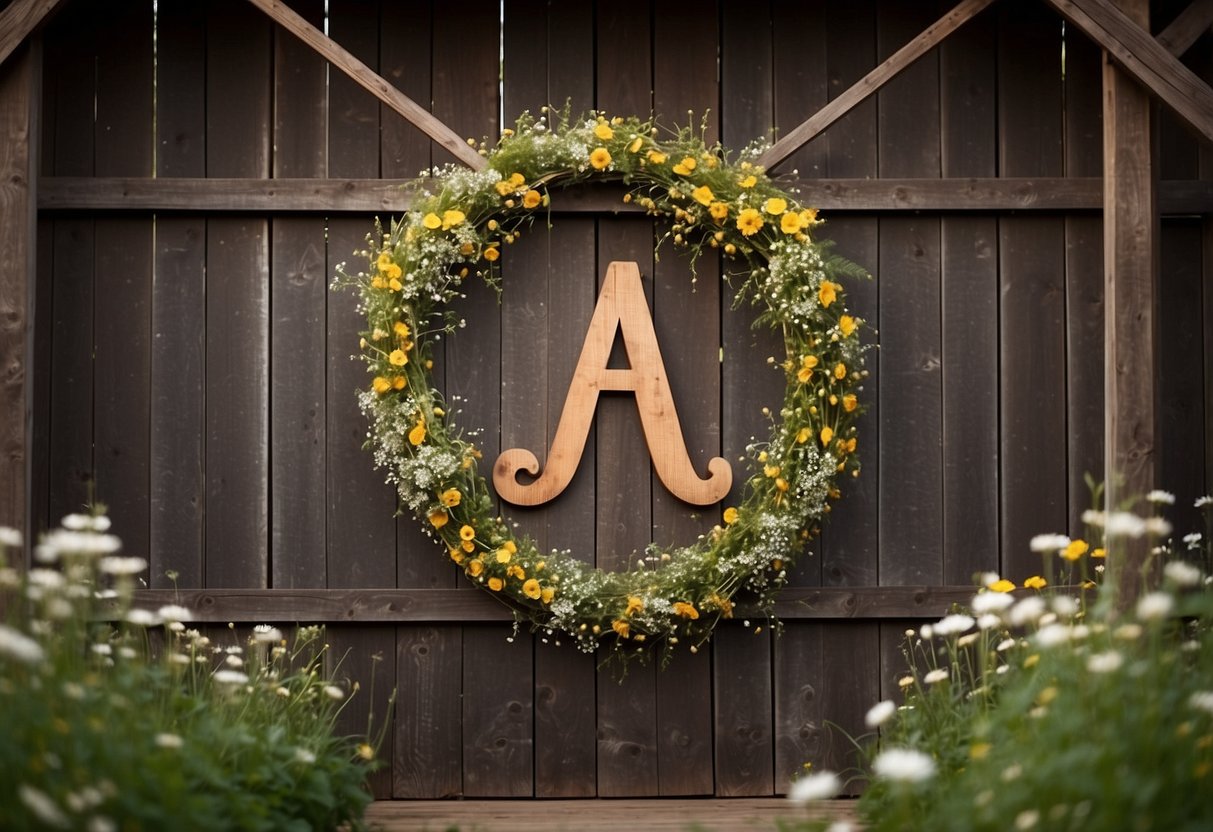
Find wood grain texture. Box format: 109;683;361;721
462;627;534;796
0;0;64;69
1157;0;1213;57
774;623;826;793
326;0;380;179
328;625;395;798
394;625;463;798
379;0;431;178
714;624;773;796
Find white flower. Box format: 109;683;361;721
977;614;1001;631
825;823;853;832
43;529;122;556
872;748;936;783
87;817;117;832
324;684;346;701
1184;532;1203;548
1086;651;1123;674
1081;509;1106;526
1015;809;1040;830
224;654;243;668
978;571;1000;588
1189;691;1213;715
18;784;69;829
865;700;896;728
99;556;147;576
971;592;1014;613
0;624;45;665
787;770;841;803
1104;512;1147;538
168;653;191;665
1113;623;1143;641
1164;560;1202;587
1144;517;1173;538
27;569;66;589
957;632;980;648
933;614;975;636
62;513;93;530
1051;596;1078;617
125;609;161;627
919;624;933;640
157;605;192;623
1136;592;1174;622
1146;489;1175;505
1009;596;1046;627
90;643;112;656
1034;623;1071;648
294;747;317;764
1195;495;1212;508
213;669;249;687
923;668;949;685
0;526;22;548
252;624;283;643
1030;534;1070;552
996;638;1017;652
155;733;183;749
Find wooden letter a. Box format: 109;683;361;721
494;261;732;507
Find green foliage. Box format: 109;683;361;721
0;515;383;832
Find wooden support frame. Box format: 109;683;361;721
0;0;63;68
1156;0;1213;57
244;0;486;171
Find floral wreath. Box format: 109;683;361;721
336;110;869;663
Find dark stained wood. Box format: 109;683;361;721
773;623;825;793
0;0;64;69
207;0;271;177
118;584;983;623
1205;217;1213;498
462;627;535;796
998;4;1068;580
714;624;773;796
1103;0;1159;603
758;0;996;171
940;7;999;584
30;216;51;537
0;44;35;534
155;0;206;179
534;640;597;798
818;622;880;792
327;0;381;179
772;1;828;177
1043;0;1213;144
1157;0;1213;56
430;0;497;167
547;1;594;110
395;625;463;798
379;0;432;178
327;625;395;799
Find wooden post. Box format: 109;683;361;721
1103;0;1158;606
0;42;37;547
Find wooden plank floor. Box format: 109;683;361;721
363;798;858;831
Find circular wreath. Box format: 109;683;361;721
337;111;869;663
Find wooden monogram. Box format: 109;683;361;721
493;261;733;507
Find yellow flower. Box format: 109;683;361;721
708;201;728;221
797;354;819;383
389;349;408;367
459;524;476;541
706;592;733;618
691;185;714;206
507;564;524;579
467;558;484;576
496;548;513;564
624;596;644;616
376;251;393;271
801;207;818;226
408;418;426;446
672;602;699;620
483;246;500;262
1024;653;1040;668
764;464;780;478
970;743;991;761
392;375;406;390
428;509;448;529
522;189;542;209
780;211;804;234
647;150;667;165
461;539;475;553
594;122;614;140
384;263;402;280
439;488;461;508
1091;548;1106;558
488;576;504;592
843;394;858;412
1024;575;1048;590
1061;539;1089;561
775;477;789;492
423;212;442;230
540;587;555;604
441;209;466;230
988;578;1016;593
672;156;697;175
820;426;834;446
612;619;630;639
509;172;525;188
839;315;857;337
736;208;763;237
818;280;839;308
388;276;403;291
833;362;846;380
722;506;739;525
739;174;757;188
522;578;542;600
495;180;514;196
372;376;392;395
627;136;643;153
393;321;410;339
358;743;375;761
764;197;787;215
796;427;811;444
590;147;612;170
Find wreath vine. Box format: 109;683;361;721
336;110;870;664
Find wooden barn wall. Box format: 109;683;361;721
29;0;1213;798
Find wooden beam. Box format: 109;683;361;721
1043;0;1213;144
1156;0;1213;57
244;0;486;171
0;0;64;68
36;175;1213;214
756;0;997;170
1102;0;1158;607
111;585;982;623
0;43;37;543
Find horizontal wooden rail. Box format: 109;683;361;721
36;176;1213;214
112;585;980;624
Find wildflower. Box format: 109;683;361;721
1086;651;1123;674
1196;495;1212;508
764;197;788;215
996;638;1017;652
672;601;699;619
125;609;161;627
1030;533;1070;552
522;189;542;209
158;605;192;623
1015;810;1040;830
691;185;714;206
99;556;148;576
1035;624;1070;648
372;376;392;394
1146;489;1176;505
972;591;1014;613
625;596;644;616
1104;511;1147;538
0;526;21;548
408;417;427;446
1144;517;1173;537
522;578;542;600
294;748;317;765
1136;591;1174;621
977;614;1001;630
1185;532;1203;548
722;507;739;525
988;577;1016;593
1164;560;1202;587
627;136;643;153
593;122;613;140
439;488;462;508
422;212;442;230
780;211;804;234
672;156;697;175
428;509;449;529
647;149;668;165
1009;596;1046;627
933;614;975;636
1189;691;1213;715
872;748;936;783
612;619;630;639
838;315;857;338
1023;575;1047;590
323;685;345;701
252;624;283;643
155;733;184;749
709;201;728;221
818;280;839;308
18;785;69;829
1114;623;1143;641
736;208;763;236
865;700;896;728
820;426;834;446
739;174;757;188
898;675;914;688
213;669;249;687
787;770;841;804
589;147;612;170
919;624;934;640
1060;539;1089;560
0;624;45;665
923;668;949;685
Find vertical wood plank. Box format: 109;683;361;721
462;627;534;796
998;3;1067;580
328;0;381;179
156;0;206;178
714;624;773;796
395;625;463;798
773;623;824;793
431;0;498;168
772;1;827;177
379;0;431;178
327;624;396;799
31;217;51;537
820;622;879;793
